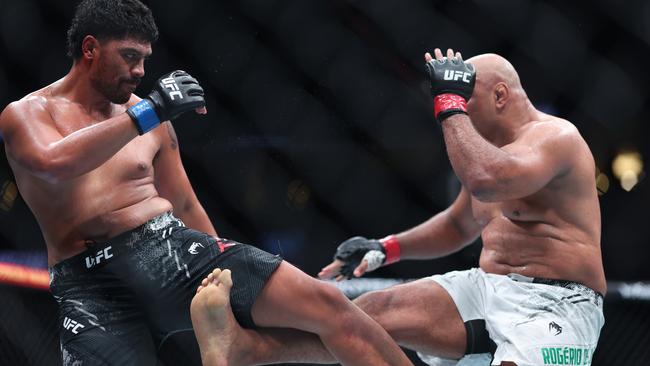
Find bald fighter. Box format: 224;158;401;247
320;49;606;365
190;49;605;366
0;0;413;365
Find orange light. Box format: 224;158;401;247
0;262;50;290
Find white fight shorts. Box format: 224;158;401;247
417;268;604;366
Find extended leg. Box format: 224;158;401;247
249;261;413;366
191;263;413;365
190;268;333;365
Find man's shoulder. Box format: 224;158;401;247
522;115;583;145
0;88;57;138
517;116;593;168
524;116;594;175
3;77;72;116
4;87;52;111
1;95;47;123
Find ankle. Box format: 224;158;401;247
199;349;228;366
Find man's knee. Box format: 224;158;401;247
353;289;395;321
314;282;354;314
306;282;368;334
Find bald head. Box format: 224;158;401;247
461;53;534;140
466;53;524;94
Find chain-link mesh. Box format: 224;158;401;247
1;0;649;365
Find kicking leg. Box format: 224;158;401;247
191;268;466;365
250;261;413;366
190;268;334;365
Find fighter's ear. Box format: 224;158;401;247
81;35;99;60
494;82;509;109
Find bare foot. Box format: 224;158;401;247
191;268;239;366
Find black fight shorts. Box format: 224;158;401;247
49;212;282;366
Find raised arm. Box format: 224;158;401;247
441;116;576;202
0;98;138;183
1;70;206;184
425;48;576;202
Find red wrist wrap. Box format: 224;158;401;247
380;235;401;265
433;93;468;121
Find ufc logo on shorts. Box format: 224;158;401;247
63;317;85;334
85;246;114;269
161;76;184;100
443;70;472;83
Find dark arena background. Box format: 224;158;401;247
1;0;650;365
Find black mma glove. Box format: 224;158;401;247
127;70;205;135
334;235;401;279
425;55;476;123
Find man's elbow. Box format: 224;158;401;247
175;197;201;216
465;174;504;202
26;155;75;184
463;159;520;202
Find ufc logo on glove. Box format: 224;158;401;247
443;70;472;83
161;76;184;100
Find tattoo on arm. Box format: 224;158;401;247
166;123;178;150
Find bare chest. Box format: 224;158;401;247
470;193;551;226
47;99;112;136
47;100;160;180
101;140;158;181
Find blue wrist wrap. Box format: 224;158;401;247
127;100;161;135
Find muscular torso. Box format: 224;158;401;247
6;85;171;265
470;122;606;294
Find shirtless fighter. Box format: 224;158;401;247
0;0;413;365
192;49;605;366
320;49;606;365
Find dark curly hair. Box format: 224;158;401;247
66;0;159;59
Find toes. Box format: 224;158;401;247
199;268;230;290
217;269;233;288
210;268;223;285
